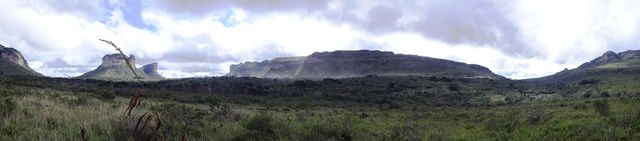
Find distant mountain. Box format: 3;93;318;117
0;44;42;76
227;50;505;79
77;54;164;81
533;50;640;80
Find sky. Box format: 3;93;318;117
0;0;639;79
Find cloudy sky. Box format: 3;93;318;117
0;0;639;79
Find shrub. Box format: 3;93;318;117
485;111;519;134
99;92;116;101
599;91;610;98
0;97;16;116
448;83;461;91
593;99;610;117
391;124;422;141
305;123;354;141
528;109;550;124
233;114;293;141
579;79;599;85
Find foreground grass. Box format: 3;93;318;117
2;86;640;140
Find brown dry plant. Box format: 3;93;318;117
88;39;187;140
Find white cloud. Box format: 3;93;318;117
1;0;639;79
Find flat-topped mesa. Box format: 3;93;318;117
142;63;163;78
101;53;136;68
227;50;505;79
77;54;164;81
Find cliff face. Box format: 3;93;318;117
0;44;42;76
227;50;505;79
142;63;163;78
100;54;136;67
77;54;164;81
228;57;307;78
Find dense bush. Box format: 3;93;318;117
233;114;294;141
593;99;610;117
391;123;422;141
528;109;551;124
579;79;599;85
0;97;16;117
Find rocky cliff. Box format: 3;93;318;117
77;54;164;81
227;50;505;79
0;44;42;76
142;63;163;78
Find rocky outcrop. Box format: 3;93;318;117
0;45;29;68
142;63;163;78
77;54;164;81
100;54;136;67
227;50;505;79
228;57;307;78
0;44;42;76
576;50;640;70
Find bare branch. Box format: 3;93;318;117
98;39;142;80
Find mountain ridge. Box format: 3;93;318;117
227;50;505;79
535;49;640;81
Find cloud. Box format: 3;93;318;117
147;0;532;57
148;0;331;17
511;0;640;64
1;0;640;79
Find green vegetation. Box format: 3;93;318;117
0;60;41;76
1;43;639;140
0;72;639;140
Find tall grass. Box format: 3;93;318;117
2;85;640;140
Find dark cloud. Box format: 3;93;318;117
149;0;331;17
148;0;534;57
409;0;532;56
364;5;403;33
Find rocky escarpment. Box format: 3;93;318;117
227;50;505;79
0;44;42;76
228;57;307;78
142;63;163;78
77;54;164;81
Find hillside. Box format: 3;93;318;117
228;50;505;79
536;50;640;81
526;50;640;98
0;44;42;76
77;54;164;81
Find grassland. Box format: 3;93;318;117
2;74;640;140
